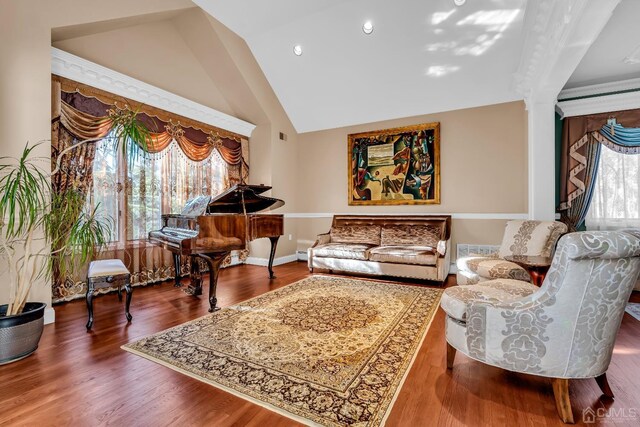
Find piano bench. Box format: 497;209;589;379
86;259;132;331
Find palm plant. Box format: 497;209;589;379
0;108;150;316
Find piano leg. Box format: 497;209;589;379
172;253;183;287
267;236;280;279
198;252;228;312
186;255;203;296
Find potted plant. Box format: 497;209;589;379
0;108;150;364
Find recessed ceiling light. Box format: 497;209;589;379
454;0;466;6
363;21;374;35
293;45;303;56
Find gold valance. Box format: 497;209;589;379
52;76;248;167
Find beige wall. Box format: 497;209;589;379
53;20;234;117
0;1;296;311
0;1;528;312
295;101;528;256
0;0;191;309
52;9;300;260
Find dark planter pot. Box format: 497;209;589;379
0;302;46;365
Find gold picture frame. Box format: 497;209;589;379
348;122;440;205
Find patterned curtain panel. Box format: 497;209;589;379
51;76;251;303
598;122;640;153
557;109;640;231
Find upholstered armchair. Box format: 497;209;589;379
456;220;567;285
441;230;640;423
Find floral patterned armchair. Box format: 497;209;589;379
441;230;640;423
456;220;567;285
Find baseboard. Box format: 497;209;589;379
227;253;242;267
44;307;55;325
246;254;298;267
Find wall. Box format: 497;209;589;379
295;101;528;258
52;9;300;261
0;0;297;320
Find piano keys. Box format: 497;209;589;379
148;184;284;312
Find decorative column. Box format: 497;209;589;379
527;95;557;220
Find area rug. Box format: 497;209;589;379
626;302;640;321
122;275;442;426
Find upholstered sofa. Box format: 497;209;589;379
307;215;451;283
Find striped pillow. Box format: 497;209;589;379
381;225;441;247
330;225;381;246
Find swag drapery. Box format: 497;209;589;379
51;76;250;303
557;108;640;231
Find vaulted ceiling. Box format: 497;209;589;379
565;0;640;89
194;0;528;132
51;0;636;134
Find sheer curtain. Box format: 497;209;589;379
585;145;640;230
125;140;229;240
53;138;230;303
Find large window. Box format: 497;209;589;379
87;136;229;244
585;146;640;230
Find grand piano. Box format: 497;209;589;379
148;184;284;312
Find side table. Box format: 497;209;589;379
503;255;552;286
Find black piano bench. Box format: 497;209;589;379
86;259;132;331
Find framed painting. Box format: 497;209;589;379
348;122;440;205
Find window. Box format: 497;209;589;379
585;146;640;230
87;136;228;244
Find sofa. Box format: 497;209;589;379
307;215;451;283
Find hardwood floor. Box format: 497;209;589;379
1;262;639;426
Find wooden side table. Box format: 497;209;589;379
503;255;552;286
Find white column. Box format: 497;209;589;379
527;95;556;221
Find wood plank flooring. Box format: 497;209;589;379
1;262;639;426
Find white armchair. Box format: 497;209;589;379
442;230;640;423
456;220;567;285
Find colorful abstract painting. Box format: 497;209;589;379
348;122;440;205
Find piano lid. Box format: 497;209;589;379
207;184;285;214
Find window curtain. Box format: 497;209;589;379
557;108;640;231
51;77;250;303
585;144;640;230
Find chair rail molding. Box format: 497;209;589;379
50;47;256;137
512;0;620;220
282;213;529;220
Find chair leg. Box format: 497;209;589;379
552;378;574;424
124;280;133;322
446;342;456;369
85;288;94;331
595;373;614;398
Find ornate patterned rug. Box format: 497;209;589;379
122;275;442;426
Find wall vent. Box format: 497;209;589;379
279;132;288;141
456;244;500;259
296;250;308;261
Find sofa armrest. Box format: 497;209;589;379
312;233;331;248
